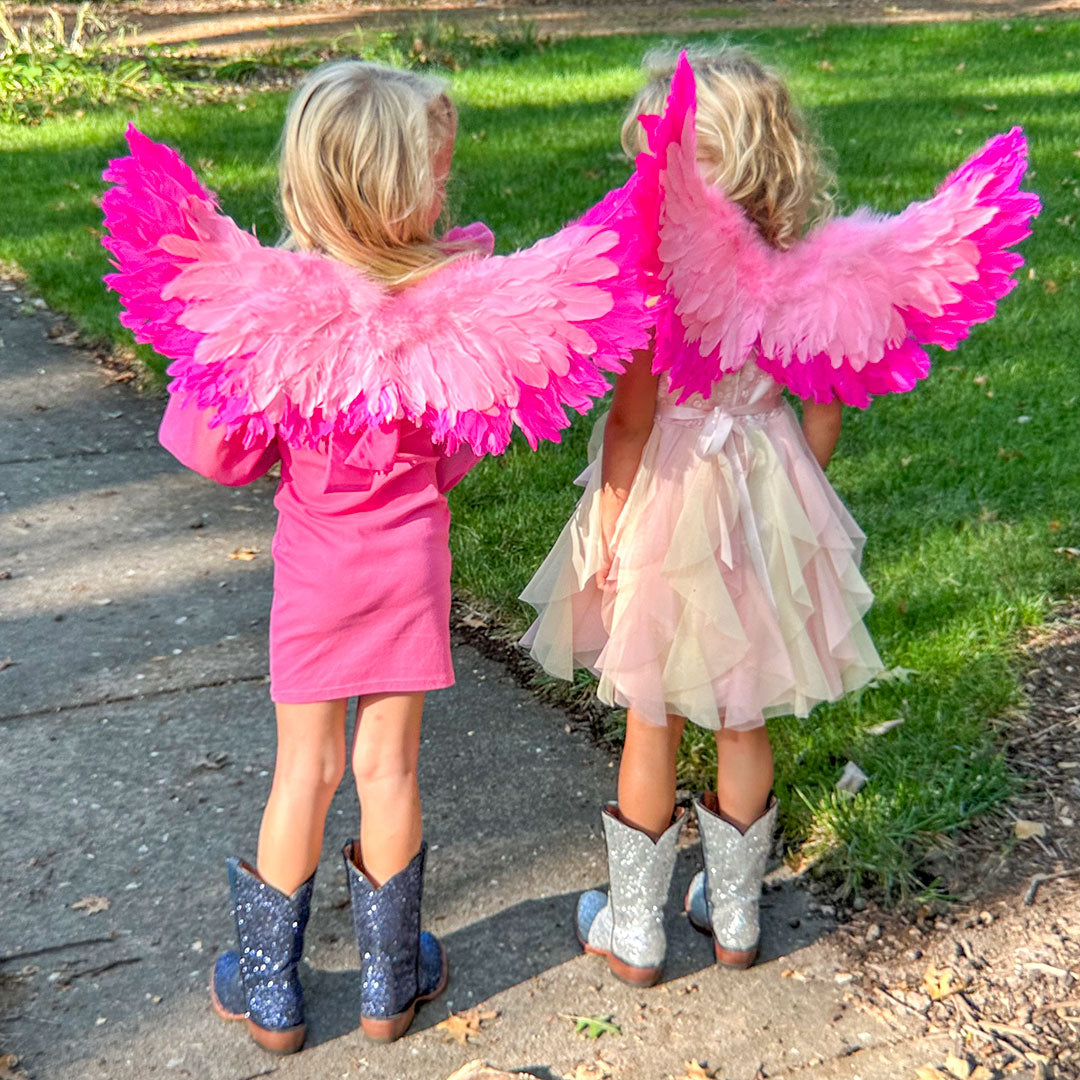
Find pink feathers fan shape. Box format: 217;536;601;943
101;125;655;454
653;53;1041;407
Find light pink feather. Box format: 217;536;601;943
653;54;1041;406
102;126;653;453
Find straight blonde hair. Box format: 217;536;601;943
279;60;471;289
622;44;834;250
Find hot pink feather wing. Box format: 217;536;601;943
102;126;651;455
653;53;1041;407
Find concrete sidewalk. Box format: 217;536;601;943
0;285;944;1080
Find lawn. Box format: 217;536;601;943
2;18;1079;899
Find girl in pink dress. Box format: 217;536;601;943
102;60;650;1050
522;47;1038;983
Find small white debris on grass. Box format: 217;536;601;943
836;761;868;796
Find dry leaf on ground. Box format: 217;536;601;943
227;547;259;561
71;895;110;915
0;657;16;673
444;1062;537;1080
565;1059;615;1080
923;963;960;1001
435;1007;499;1047
944;1053;973;1079
674;1062;718;1080
1014;819;1047;840
0;1055;28;1080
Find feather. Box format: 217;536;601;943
101;125;654;456
652;53;1041;407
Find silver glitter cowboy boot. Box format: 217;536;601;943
343;840;448;1043
575;804;684;986
684;792;778;968
209;857;314;1055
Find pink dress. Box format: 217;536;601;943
160;398;475;703
520;360;884;731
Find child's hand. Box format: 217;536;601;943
595;485;627;588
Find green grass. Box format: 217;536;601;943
2;20;1079;901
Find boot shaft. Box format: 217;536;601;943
226;857;313;1032
599;805;683;968
343;841;426;1020
694;794;777;953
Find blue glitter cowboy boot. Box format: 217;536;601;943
684;792;778;968
343;840;448;1042
209;857;314;1054
575;804;684;986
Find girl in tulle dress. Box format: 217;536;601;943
102;61;649;1050
521;46;1038;983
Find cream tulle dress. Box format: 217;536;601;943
520;359;883;731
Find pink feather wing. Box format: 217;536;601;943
651;54;1041;407
101;127;651;455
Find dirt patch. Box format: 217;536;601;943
10;0;1080;56
831;606;1080;1077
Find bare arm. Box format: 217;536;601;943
801;399;843;469
595;348;659;587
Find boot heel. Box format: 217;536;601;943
713;940;757;969
608;953;663;987
246;1019;306;1055
360;1006;416;1043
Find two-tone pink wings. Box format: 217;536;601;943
102;126;653;453
654;54;1041;407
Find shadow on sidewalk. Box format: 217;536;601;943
302;852;835;1048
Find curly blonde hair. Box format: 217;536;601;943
278;60;471;289
621;44;834;250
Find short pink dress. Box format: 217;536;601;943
520;360;883;731
160;398;475;703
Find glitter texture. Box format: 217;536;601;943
210;949;246;1018
579;805;683;969
212;857;313;1033
343;841;445;1021
691;794;777;952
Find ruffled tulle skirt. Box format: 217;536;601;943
520;402;883;730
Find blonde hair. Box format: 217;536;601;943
279;60;470;288
621;44;834;249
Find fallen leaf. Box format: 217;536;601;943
1044;279;1059;294
71;895;110;915
435;1007;498;1047
0;1054;28;1080
780;968;807;982
1014;819;1047;840
923;963;958;1001
945;1053;973;1079
227;547;259;561
565;1013;622;1039
0;657;15;673
444;1062;532;1080
565;1060;616;1080
674;1063;717;1080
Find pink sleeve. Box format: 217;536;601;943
159;393;280;487
436;444;480;495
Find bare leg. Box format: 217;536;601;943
714;725;774;832
257;700;348;895
617;710;687;838
350;692;425;887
